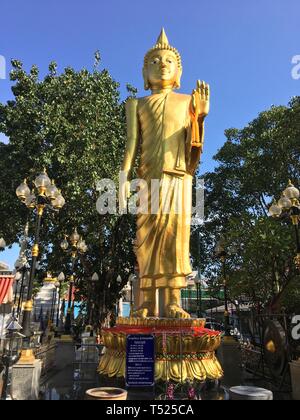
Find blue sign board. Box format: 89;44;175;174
126;335;155;387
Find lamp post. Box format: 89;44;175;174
16;170;65;357
55;272;65;329
60;229;87;335
194;275;202;318
195;231;203;318
128;274;136;315
50;282;57;327
16;270;28;320
13;222;30;320
87;272;99;334
269;180;300;269
0;319;24;400
215;237;231;337
12;272;22;319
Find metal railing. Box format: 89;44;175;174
35;343;56;376
238;312;297;392
74;343;101;365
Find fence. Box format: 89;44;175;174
35;343;56;376
75;342;101;365
238;312;298;391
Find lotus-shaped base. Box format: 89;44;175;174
98;317;223;383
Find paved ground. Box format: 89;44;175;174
39;363;228;401
39;359;292;401
40;363;101;400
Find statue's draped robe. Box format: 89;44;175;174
136;92;203;289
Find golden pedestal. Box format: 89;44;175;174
98;317;223;383
18;349;36;364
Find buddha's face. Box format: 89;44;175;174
145;50;181;90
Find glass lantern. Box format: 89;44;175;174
284;181;300;200
46;180;59;200
70;228;80;244
34;171;51;189
269;202;282;218
52;193;65;210
1;319;24;366
16;179;31;201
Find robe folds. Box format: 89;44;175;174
134;92;203;289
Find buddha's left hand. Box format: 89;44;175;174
192;80;210;119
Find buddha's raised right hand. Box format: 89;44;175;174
192;80;210;119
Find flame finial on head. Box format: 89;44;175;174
156;28;169;45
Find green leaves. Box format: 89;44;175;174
0;56;136;325
193;97;300;313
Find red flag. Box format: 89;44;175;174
0;275;14;305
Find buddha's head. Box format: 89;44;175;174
143;29;182;91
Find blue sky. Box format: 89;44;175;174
0;0;299;268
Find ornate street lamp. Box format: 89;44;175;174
269;180;300;269
60;229;87;334
215;236;231;337
87;272;99;334
0;319;24;400
16;170;65;358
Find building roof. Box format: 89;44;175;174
0;261;9;271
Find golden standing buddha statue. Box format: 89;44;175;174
122;29;210;319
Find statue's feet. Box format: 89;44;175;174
132;303;153;318
166;304;191;319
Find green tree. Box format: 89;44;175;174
193;97;300;313
0;56;136;326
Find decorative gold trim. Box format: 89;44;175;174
99;349;223;382
32;244;39;257
44;277;56;284
24;300;33;312
116;317;206;328
37;204;45;216
291;215;299;226
18;349;36;364
98;317;223;383
38;186;47;197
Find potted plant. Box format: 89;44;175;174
158;381;201;400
